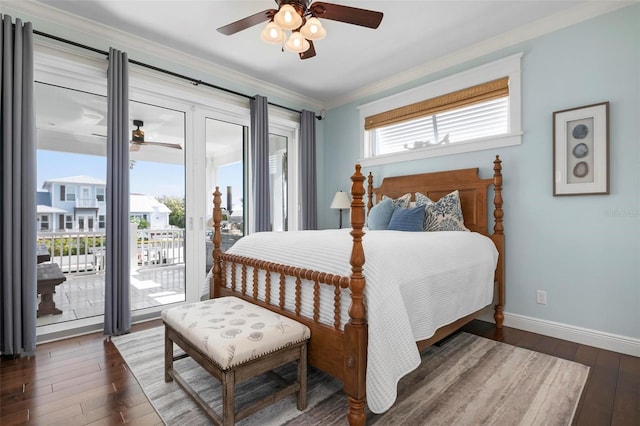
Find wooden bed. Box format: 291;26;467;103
210;155;504;425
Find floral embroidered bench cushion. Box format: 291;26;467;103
162;296;310;370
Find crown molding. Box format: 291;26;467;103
3;0;324;112
325;1;635;110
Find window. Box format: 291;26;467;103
65;215;73;229
65;185;76;201
40;215;49;231
98;214;105;229
359;53;522;166
96;187;105;202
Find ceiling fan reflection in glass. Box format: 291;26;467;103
129;120;182;152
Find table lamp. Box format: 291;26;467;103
330;191;351;228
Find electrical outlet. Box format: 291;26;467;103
536;290;547;305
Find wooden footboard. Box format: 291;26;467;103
211;157;505;426
214;253;350;379
211;165;369;424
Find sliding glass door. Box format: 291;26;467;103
128;100;186;309
269;133;289;232
35;81;109;327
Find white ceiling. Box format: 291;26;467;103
26;0;619;107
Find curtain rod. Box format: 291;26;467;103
32;29;321;120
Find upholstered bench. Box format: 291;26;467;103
162;296;310;425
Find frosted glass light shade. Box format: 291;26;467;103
274;4;302;30
300;17;326;40
285;32;310;53
260;22;284;45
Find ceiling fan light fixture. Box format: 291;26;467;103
274;4;302;31
285;31;310;53
300;17;326;40
216;1;383;60
260;21;285;44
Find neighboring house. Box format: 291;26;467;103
129;193;172;229
37;176;172;231
39;175;106;233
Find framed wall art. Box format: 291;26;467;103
553;102;609;195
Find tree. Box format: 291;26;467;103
156;195;186;229
130;217;150;229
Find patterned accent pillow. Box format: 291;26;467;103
387;205;426;232
416;190;469;232
367;198;395;230
382;193;412;209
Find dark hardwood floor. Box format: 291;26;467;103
1;319;638;425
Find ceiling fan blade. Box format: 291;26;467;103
130;143;141;152
140;141;182;149
309;2;383;29
132;140;183;150
217;9;277;35
300;40;316;60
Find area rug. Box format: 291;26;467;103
113;328;589;425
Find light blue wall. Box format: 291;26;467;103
321;6;640;339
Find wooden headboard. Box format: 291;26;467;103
366;156;503;237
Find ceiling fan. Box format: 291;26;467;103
217;0;383;59
129;120;183;152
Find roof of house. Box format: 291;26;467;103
42;175;106;188
37;205;68;214
130;193;171;214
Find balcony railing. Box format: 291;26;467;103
76;198;101;208
37;228;186;274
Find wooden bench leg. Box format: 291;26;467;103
164;327;173;383
297;344;308;411
222;370;235;426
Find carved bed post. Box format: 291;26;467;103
345;164;368;426
492;156;505;328
367;172;374;213
211;186;222;299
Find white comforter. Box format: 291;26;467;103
225;229;498;413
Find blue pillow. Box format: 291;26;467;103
367;198;395;230
387;205;426;232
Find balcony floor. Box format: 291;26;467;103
36;264;186;327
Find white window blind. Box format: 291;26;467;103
373;97;508;155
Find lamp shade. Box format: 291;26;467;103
330;191;351;209
300;17;326;41
274;4;303;30
284;31;310;53
260;22;285;44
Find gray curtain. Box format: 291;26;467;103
0;15;36;356
250;95;271;232
299;110;317;230
104;48;130;336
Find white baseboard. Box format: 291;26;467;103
477;311;640;357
